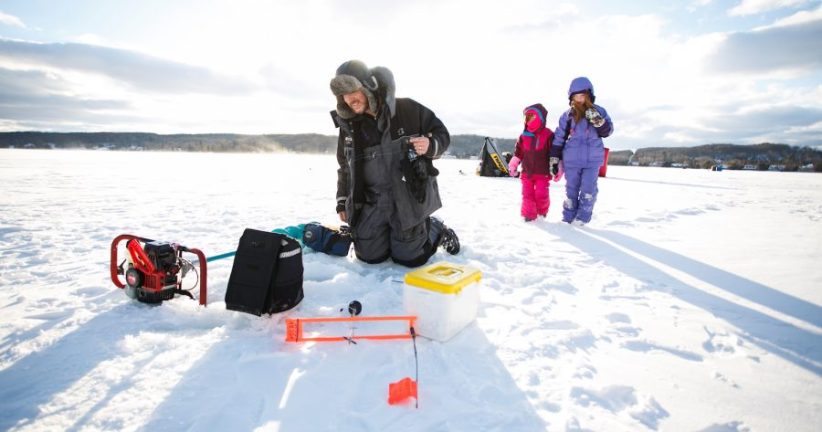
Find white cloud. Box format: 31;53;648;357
728;0;808;16
663;131;700;143
0;118;26;131
785;120;822;134
687;0;714;13
706;19;822;73
0;11;25;28
0;38;255;95
0;1;821;148
754;2;822;29
71;34;108;46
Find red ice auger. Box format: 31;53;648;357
110;234;208;305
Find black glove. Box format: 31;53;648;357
549;157;560;177
585;108;605;128
400;156;428;203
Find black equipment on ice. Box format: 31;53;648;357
225;228;304;316
347;300;362;316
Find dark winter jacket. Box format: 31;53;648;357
514;104;554;176
333;67;450;231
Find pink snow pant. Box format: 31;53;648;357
520;173;551;220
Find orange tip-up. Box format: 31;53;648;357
285;315;417;343
388;377;418;406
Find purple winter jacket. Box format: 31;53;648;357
550;106;613;168
551;77;613;168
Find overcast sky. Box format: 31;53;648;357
1;0;821;150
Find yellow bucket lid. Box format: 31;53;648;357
404;261;482;294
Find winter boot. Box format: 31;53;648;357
439;226;460;255
429;217;460;255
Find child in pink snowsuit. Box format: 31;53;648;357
508;103;555;221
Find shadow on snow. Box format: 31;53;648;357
543;225;822;376
139;322;546;431
0;304;150;431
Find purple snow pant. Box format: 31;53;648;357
562;166;600;223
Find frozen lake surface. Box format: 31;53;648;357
0;149;820;431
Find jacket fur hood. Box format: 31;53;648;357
330;60;396;119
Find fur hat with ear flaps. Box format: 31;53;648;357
330;60;396;119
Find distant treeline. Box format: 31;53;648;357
0;132;335;153
611;143;822;171
1;132;819;171
0;131;516;159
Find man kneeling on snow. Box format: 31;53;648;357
329;59;459;267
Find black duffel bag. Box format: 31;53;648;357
225;228;303;316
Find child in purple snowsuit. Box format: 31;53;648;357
508;103;555;221
549;77;613;225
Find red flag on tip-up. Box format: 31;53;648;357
388;377;418;406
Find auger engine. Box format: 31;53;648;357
110;234;208;305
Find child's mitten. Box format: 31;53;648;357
585;108;605;128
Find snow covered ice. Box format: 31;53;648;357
0;149;820;431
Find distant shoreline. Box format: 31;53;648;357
1;132;819;171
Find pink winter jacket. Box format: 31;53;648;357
514;104;554;177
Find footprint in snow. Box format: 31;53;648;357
606;312;631;324
696;420;751;431
573;364;597;379
702;326;743;356
570;385;670;429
